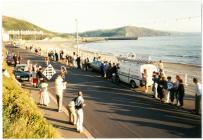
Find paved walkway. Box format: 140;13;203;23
22;82;88;138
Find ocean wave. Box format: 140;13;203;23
165;54;200;58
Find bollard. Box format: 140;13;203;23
184;73;188;86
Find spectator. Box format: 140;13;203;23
142;69;149;93
55;51;59;61
68;98;77;125
36;67;44;87
17;52;22;64
162;77;168;102
76;56;81;69
13;54;17;67
45;57;49;66
75;91;86;133
157;76;167;102
93;57;96;62
84;58;89;71
193;78;202;115
152;72;159;99
60;66;67;81
30;45;33;51
158;60;164;71
35;48;38;54
55;75;66;112
73;52;77;68
173;75;181;105
100;62;105;77
177;79;185;108
106;63;112;80
39;79;50;106
32;64;38;87
159;69;166;78
166;76;174;103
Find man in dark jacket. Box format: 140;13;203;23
100;62;105;77
76;56;81;69
13;54;18;67
55;52;59;61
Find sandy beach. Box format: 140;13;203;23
23;38;201;95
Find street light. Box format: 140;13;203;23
75;19;79;55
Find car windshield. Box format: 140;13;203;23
16;66;25;71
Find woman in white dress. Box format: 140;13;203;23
39;79;50;106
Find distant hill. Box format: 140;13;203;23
79;26;171;37
2;16;71;38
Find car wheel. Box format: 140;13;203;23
130;80;136;88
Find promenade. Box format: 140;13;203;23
6;46;201;138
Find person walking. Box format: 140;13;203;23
75;91;86;133
193;78;202;115
60;66;67;81
39;79;50;106
177;79;185;108
55;75;66;112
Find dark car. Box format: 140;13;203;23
13;64;31;81
89;61;102;72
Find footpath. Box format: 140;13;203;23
22;82;90;138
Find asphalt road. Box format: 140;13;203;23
6;46;201;138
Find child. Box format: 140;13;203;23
166;76;174;103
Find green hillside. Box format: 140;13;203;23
79;26;171;37
2;16;71;39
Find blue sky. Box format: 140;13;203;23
2;0;201;33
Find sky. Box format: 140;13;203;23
2;0;202;33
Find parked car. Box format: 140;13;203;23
89;61;102;72
13;64;31;81
13;42;21;48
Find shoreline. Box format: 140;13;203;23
23;39;201;84
25;38;201;68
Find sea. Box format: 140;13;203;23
78;33;202;66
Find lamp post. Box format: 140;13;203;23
75;19;79;55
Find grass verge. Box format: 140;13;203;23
3;58;60;138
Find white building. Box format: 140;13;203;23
2;28;10;42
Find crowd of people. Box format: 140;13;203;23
8;51;22;67
44;50;202;114
149;61;202;114
23;58;86;133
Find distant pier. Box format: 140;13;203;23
105;37;138;40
